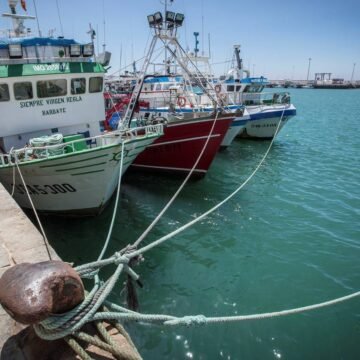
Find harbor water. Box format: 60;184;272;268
43;89;360;359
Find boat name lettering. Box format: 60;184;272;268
12;183;77;195
66;95;82;103
32;64;68;72
42;108;66;116
19;96;82;110
46;98;65;105
20;100;44;108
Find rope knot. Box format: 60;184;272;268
114;252;130;265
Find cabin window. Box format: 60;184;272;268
236;85;241;92
37;79;67;98
14;82;33;100
71;78;86;94
0;84;10;102
89;77;103;93
227;85;235;92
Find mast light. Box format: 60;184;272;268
175;13;185;26
153;11;163;25
8;44;22;58
166;11;175;22
70;44;81;57
147;14;155;27
83;43;94;57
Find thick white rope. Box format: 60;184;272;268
131;108;286;258
41;290;359;331
97;139;126;261
14;160;52;260
10;162;16;196
133;110;221;247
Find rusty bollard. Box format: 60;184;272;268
0;261;84;324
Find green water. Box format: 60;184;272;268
43;89;360;359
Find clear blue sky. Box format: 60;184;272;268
1;0;359;80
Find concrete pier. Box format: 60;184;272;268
0;183;141;359
0;183;59;348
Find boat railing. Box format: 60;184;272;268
0;56;94;66
226;91;291;107
0;124;163;167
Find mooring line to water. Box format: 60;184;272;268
74;107;287;272
97;140;126;262
133;110;221;248
14;160;53;260
10;157;16;196
89;290;360;326
131;107;287;258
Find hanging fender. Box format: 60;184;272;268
219;92;227;104
215;84;222;93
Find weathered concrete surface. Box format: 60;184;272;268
1;322;141;360
0;184;141;359
0;183;59;349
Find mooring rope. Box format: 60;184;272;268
14;160;53;260
31;105;359;356
10;157;16;196
133;109;221;248
97;140;126;261
78;106;287;273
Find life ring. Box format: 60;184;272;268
215;84;222;93
177;96;186;107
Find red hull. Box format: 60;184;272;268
132;115;233;176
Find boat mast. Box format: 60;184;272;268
2;0;35;37
163;0;174;74
233;45;243;80
119;5;224;129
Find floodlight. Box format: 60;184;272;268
8;44;22;58
83;43;94;57
147;14;155;27
70;44;81;57
175;13;185;26
166;11;175;22
153;11;163;24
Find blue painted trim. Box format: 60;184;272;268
249;109;296;120
144;76;183;83
232;119;248;126
0;37;78;49
142;104;244;114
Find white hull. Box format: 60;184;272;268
0;132;160;215
221;113;250;148
240;104;296;139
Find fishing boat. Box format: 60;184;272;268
220;45;297;139
112;9;238;177
0;0;163;215
135;75;250;149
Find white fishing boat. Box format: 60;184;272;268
220;45;296;139
0;0;163;215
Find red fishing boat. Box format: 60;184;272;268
111;8;237;177
132;113;233;177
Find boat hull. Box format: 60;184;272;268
132;115;233;177
220;114;250;148
239;104;296;139
0;136;157;215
